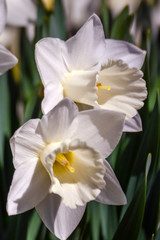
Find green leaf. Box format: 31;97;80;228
113;154;151;240
88;202;101;240
23;87;41;123
27;211;41;240
143;170;160;238
110;7;134;40
155;228;160;240
133;92;160;175
0;74;11;162
49;0;67;40
101;0;110;37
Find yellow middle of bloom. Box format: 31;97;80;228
54;153;75;173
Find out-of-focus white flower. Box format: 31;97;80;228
0;0;37;49
62;0;100;31
151;0;160;37
107;0;143;46
107;0;141;17
35;14;147;132
0;0;17;75
7;98;126;240
6;0;37;28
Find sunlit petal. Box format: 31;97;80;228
7;160;50;215
37;98;78;143
36;193;86;240
105;39;146;69
66;14;106;70
70;108;125;159
10;119;45;168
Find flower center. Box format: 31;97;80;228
97;83;111;91
54;153;75;173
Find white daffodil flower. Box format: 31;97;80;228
35;14;147;132
7;98;126;240
0;0;17;75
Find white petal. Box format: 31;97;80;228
36;193;86;240
47;141;105;208
37;98;79;143
96;160;127;205
42;82;64;114
105;39;146;69
35;37;68;87
6;0;37;27
7;160;50;215
0;45;18;75
66;14;106;70
0;0;6;34
63;69;98;106
70;108;125;159
123;113;142;132
10;119;45;168
97;59;147;119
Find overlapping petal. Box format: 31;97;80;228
36;194;86;240
123;113;142;132
10;119;45;168
66;14;106;70
7;159;50;215
42;82;64;114
36;98;78;143
35;38;68;87
70;108;125;159
105;39;146;69
96;160;127;205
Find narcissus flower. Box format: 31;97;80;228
7;98;126;240
35;14;147;131
0;0;17;75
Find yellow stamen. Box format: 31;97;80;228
97;83;111;90
55;153;75;173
